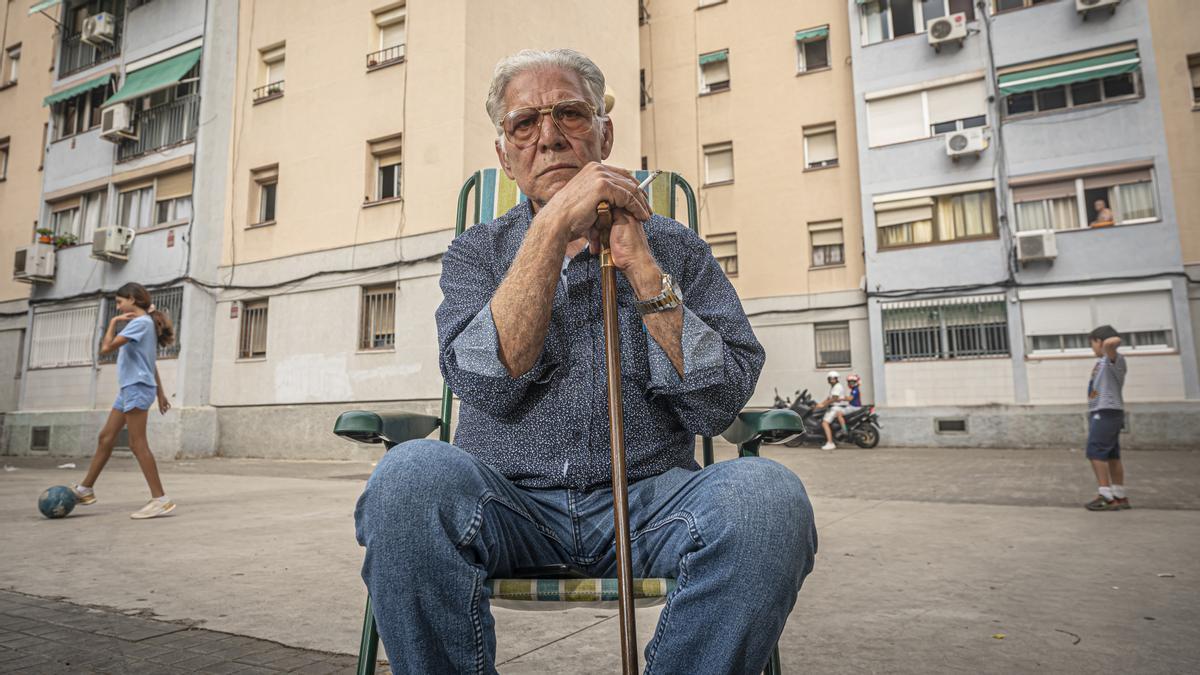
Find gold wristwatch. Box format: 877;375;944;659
634;274;683;316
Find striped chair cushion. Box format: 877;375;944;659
473;169;677;226
487;577;676;603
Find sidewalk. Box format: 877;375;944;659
2;445;1199;673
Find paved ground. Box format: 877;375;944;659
3;443;1200;674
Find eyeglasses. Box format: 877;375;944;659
501;99;599;148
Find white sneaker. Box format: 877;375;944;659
130;498;176;520
71;484;96;505
821;442;836;450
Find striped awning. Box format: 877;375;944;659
998;49;1140;95
28;0;62;15
698;50;728;65
795;27;829;42
43;73;111;107
883;294;1005;310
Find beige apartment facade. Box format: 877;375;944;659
0;2;53;416
639;0;868;407
210;0;642;457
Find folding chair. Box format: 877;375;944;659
334;168;805;675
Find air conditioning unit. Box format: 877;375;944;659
81;12;116;46
92;225;135;262
1017;230;1057;263
1076;0;1120;17
945;126;988;158
927;12;968;51
13;243;55;284
99;103;136;141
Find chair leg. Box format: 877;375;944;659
357;595;380;675
764;642;782;675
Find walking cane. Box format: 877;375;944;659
595;197;639;674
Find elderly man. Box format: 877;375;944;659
355;49;816;674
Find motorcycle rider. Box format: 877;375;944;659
819;371;850;450
833;374;863;441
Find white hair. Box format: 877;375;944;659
485;48;607;137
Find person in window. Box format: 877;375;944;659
818;371;849;450
353;48;815;674
1089;199;1114;228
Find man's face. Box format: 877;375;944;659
494;67;613;207
1094;200;1106;211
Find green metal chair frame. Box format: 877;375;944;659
334;169;802;675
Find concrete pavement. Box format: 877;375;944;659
2;445;1199;673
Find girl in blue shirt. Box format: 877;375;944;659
72;283;177;519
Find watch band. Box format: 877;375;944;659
634;274;682;316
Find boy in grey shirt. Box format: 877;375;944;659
1085;325;1128;511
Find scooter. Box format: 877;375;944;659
766;388;882;448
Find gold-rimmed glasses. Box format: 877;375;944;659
500;99;599;148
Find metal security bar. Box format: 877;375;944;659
117;95;200;162
59;32;122;78
29;305;99;369
814;322;851;368
239;300;269;359
366;44;405;69
359;285;396;350
253;80;284;101
883;297;1009;361
98;287;184;363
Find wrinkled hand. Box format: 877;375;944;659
158;395;171;415
536;162;651;243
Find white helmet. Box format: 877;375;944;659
826;371;840;381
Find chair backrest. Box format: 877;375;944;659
442;169;708;460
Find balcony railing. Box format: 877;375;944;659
117;95;200;162
366;45;405;70
253;80;284;102
59;32;122;79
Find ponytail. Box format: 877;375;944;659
149;305;176;347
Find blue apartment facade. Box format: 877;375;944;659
847;0;1197;447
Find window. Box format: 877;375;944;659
699;50;729;94
369;4;406;69
29;304;99;368
860;1;974;46
81;190;106;242
883;296;1009;361
152;169;193;226
809;220;844;267
876;185;996;248
360;285;396;350
255;45;285;101
50;200;82;240
992;0;1055;12
98;287;183;363
815;322;851;368
707;233;738;276
117;185;154;230
803;124;838;169
4;44;19;84
238;300;269;359
251;165;278;225
367;135;402;202
703;141;733;185
795;27;829;73
1013;165;1158;232
1001;47;1141;118
51;79;114;140
1188;54;1200;106
0;137;8;180
866;78;986;147
1022;291;1175;355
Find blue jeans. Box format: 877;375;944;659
355;439;817;674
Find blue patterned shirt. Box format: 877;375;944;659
437;201;765;491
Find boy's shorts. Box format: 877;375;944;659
1086;409;1123;460
114;383;157;413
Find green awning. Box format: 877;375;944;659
43;73;112;107
998;49;1140;95
28;0;62;15
795;27;829;42
698;50;728;66
104;48;201;106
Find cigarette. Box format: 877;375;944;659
637;171;662;193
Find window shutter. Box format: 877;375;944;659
155;169;193;200
1082;168;1153;190
805;126;837;164
926;79;986;124
705;143;734;183
1012;180;1076;203
867;91;924;146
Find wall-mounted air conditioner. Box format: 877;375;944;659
13;243;55;283
100;103;136;141
1017;230;1057;263
82;12;116;46
1076;0;1120;18
927;12;968;52
92;225;135;262
945;126;988;158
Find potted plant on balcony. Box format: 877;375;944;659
53;233;78;249
35;228;55;244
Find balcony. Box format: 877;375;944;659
59;31;122;79
253;80;284;103
366;45;404;70
117;95;200;162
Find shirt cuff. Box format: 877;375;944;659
448;301;557;384
647;307;725;393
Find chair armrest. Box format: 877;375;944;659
334;411;442;448
721;409;805;446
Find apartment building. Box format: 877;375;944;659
5;0;238;457
847;0;1198;447
208;0;640;457
0;1;55;423
639;0;868;407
